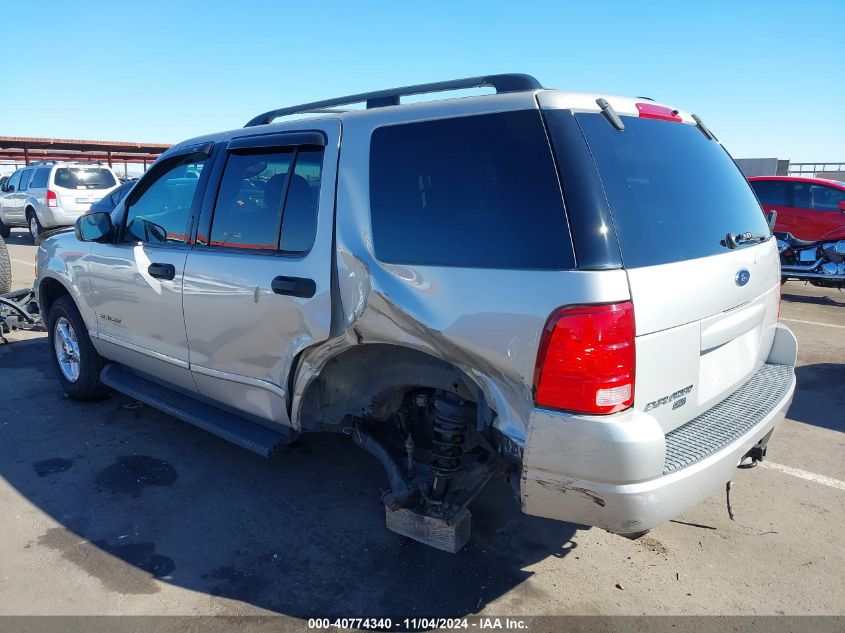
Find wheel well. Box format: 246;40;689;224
25;206;36;217
39;277;70;321
297;344;486;431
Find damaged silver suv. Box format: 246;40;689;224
35;74;797;552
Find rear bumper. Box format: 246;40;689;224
521;324;797;533
38;205;87;228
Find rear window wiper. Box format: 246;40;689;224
723;232;770;249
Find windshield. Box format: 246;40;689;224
570;114;771;268
53;167;117;190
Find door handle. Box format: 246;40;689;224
271;275;316;298
148;263;176;280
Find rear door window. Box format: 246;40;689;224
570;114;771;268
279;149;322;253
795;183;845;211
749;180;791;206
369;110;574;269
53;167;117;190
207;148;323;253
29;168;50;189
208;151;294;250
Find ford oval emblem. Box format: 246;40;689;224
735;269;751;287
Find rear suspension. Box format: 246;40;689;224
428;393;472;501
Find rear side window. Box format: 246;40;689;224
209;151;294;250
795;183;845;211
369;110;574;269
750;180;790;206
207;148;322;252
53;167;117;190
572;114;771;268
29;168;50;189
280;149;322;252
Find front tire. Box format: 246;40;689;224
47;295;109;400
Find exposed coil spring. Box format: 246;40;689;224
429;394;471;500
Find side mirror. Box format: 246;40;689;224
839;200;845;213
75;212;113;242
6;185;14;193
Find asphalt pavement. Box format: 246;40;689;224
0;229;842;617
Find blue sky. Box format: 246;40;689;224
1;0;842;161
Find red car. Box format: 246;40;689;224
748;176;845;241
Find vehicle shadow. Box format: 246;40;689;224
788;363;845;433
0;336;580;618
781;291;845;308
4;229;35;247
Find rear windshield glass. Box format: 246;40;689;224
573;114;770;268
369;110;574;269
53;167;117;190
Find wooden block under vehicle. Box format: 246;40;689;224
385;506;471;553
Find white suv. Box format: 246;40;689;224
0;162;121;239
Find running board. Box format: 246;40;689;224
101;363;287;456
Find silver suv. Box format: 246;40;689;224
34;75;797;552
0;161;121;239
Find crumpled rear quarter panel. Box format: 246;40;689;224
291;99;631;443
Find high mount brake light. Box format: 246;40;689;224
534;302;635;415
636;102;682;122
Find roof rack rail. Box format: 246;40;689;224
245;73;542;127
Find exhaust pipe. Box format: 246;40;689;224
782;271;845;281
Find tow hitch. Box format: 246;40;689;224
0;288;43;342
738;442;767;469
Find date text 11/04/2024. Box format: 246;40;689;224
307;618;530;630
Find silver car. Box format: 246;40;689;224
34;74;797;552
0;161;121;239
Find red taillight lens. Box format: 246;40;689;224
534;302;635;415
46;189;58;207
635;102;682;122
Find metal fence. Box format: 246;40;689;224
787;162;845;179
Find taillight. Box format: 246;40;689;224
534;302;635;415
636;102;682;122
46;190;58;207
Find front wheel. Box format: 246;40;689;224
47;295;109;400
